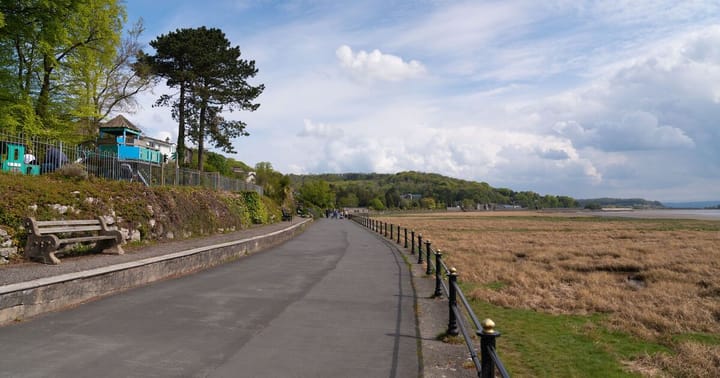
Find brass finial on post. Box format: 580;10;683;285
481;318;496;334
478;318;501;378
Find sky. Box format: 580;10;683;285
122;0;720;202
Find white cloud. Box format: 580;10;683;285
336;45;426;81
298;119;344;138
125;0;720;201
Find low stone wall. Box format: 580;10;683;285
0;219;312;326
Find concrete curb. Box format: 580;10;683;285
0;218;313;326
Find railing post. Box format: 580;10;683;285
397;226;400;244
448;268;459;336
425;240;433;275
479;319;500;378
411;230;415;255
404;228;408;248
384;222;388;237
434;250;443;297
417;234;423;264
390;224;394;240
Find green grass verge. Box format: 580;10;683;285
462;289;670;377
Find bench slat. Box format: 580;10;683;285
38;225;104;234
35;219;101;227
60;235;117;244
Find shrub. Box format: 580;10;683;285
52;164;88;180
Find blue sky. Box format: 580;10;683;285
123;0;720;202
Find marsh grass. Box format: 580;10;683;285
378;211;720;376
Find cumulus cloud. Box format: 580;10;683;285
298;119;344;138
301;125;602;192
135;1;720;201
336;45;426;81
554;112;695;151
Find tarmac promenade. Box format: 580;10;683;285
0;218;427;377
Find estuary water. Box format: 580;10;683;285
592;209;720;220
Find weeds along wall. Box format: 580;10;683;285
0;173;281;253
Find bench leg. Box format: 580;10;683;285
41;251;62;265
25;235;62;265
96;239;124;255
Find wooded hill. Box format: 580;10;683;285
576;198;664;209
290;171;578;210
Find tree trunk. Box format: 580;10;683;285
177;83;186;165
197;103;206;172
36;54;54;120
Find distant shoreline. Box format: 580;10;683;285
589;209;720;221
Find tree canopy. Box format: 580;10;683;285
290;171;579;210
0;0;135;138
144;27;263;170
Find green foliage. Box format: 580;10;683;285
0;0;126;135
144;26;263;170
369;197;385;210
290;171;578;210
203;151;233;175
419;197;436;209
298;180;335;209
0;173;279;254
254;162;290;205
242;191;268;224
337;192;359;207
577;198;663;209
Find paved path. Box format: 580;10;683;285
0;219;420;377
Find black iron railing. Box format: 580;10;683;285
351;215;510;378
0;130;263;194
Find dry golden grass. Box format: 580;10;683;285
377;211;720;374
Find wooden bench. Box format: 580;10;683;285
281;208;293;222
24;217;124;265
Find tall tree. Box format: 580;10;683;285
69;18;155;136
185;27;262;172
0;0;125;135
143;28;196;165
144;27;263;168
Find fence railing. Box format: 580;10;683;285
350;215;510;378
0;130;263;195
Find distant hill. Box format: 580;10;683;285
290;171;577;209
576;198;664;209
663;201;720;209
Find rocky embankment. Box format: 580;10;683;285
0;173;279;264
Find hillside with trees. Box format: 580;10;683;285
576;198;664;209
291;171;578;211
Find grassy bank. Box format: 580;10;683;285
0;172;280;257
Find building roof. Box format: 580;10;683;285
101;115;141;132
